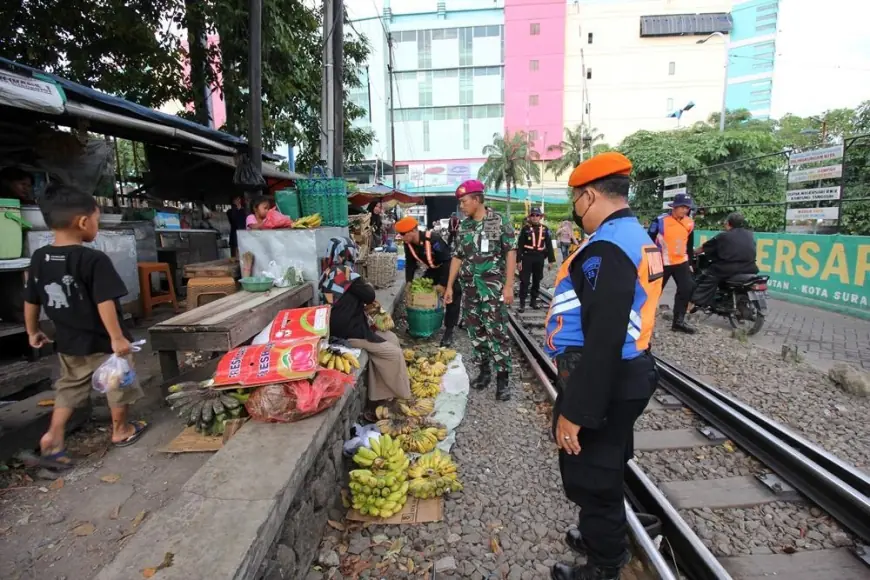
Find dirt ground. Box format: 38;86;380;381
0;318;214;580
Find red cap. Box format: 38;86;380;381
455;179;485;198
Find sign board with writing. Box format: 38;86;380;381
696;230;870;319
0;70;65;115
786;207;839;221
663;175;687;187
789;145;844;166
662;201;671;209
785;187;841;203
663;187;686;199
787;164;843;184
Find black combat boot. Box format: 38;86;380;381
472;361;492;390
495;372;510;401
440;327;455;347
566;513;661;555
530;299;540;310
672;312;697;334
551;558;629;580
517;301;526;313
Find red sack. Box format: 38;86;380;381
244;370;355;423
211;339;320;388
262;207;294;229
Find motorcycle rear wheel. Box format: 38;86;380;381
728;298;766;336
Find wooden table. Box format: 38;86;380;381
149;283;314;382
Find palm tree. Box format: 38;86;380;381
478;130;541;219
545;125;605;179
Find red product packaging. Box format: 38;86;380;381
212;337;321;388
269;305;331;342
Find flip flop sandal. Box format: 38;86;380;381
18;449;75;471
113;420;149;447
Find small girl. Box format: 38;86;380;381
246;196;271;230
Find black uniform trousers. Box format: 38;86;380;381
423;263;462;330
553;351;657;567
691;270;721;307
519;253;546;304
663;262;694;316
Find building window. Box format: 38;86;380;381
419;72;433;107
418;30;432;68
529;60;539;72
529;130;539;141
423;121;430;152
586;68;592;79
667;98;674;113
529;94;539;106
459;27;473;66
530;23;540;35
459;69;473;105
668;61;675;75
755;23;776;32
463;119;470;150
587;32;593;44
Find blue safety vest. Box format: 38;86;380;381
544;215;664;359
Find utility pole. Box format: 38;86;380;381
388;32;397;189
320;0;335;171
332;0;344;177
248;0;263;175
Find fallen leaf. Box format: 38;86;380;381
37;399;55;407
407;558;415;573
72;522;95;536
100;474;121;484
371;533;389;545
327;519;345;531
109;505;121;520
681;408;694;415
131;510;148;528
49;478;65;490
141;552;174;578
490;535;502;554
386;538;403;557
142;568;157;578
722;440;737;453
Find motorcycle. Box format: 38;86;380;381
692;252;770;335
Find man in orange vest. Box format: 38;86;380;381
648;193;697;334
516;206;556;312
396;216;460;347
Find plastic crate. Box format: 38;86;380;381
406;306;445;339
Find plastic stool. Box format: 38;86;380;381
137;262;179;318
186;276;238;311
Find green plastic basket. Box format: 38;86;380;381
406;306;445;339
275;188;300;220
240;276;273;292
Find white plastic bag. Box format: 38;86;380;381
343;422;383;456
261;260;305;288
91;340;145;394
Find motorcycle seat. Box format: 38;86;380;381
724;273;766;287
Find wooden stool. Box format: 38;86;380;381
186;276;238;311
138;262;179;318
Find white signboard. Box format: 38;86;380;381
662;201;672;209
786;207;839;221
663;187;686;199
789;145;844;166
663;174;687;187
785;186;841;202
787;164;843;184
0;70;65;115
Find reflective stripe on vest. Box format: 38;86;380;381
407;231;437;269
655;213;694;266
523;226;546;251
544;217;664;359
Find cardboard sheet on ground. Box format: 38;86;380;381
161;419;247;453
347;496;443;524
432;354;470;453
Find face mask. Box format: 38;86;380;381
572;191;594;232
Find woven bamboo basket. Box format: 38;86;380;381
366;252;398;288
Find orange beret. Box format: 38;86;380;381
568;152;632;188
395;216;418;234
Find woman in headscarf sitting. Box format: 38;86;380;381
319;237;411;418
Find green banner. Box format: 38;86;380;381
696;230;870;320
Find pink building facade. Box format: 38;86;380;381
503;0;566;160
181;35;226;130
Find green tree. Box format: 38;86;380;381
545;125;604;179
478;131;541;220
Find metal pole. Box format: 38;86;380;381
332;0;344;177
719;39;728;132
321;0;335;168
388;32;397;190
248;0;263;175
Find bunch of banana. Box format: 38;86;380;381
397;397;435;418
418;418;449;441
292;214;322;229
166;382;248;435
407;449;463;499
318;348;360;373
372;311;395;332
376;416;418;437
403;349;416;363
409;277;435;294
375;405;393;420
350;434;411;518
429;361;448;377
433;347;458;363
397;427;440;454
411;379;440;399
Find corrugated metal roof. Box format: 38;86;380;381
640;13;732;37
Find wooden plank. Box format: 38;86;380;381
0;322;26;339
659;476;790;510
150;289;258;328
227;284;313;346
0;359;54;399
184;259;240;279
720;549;870;580
0;393;90;462
634;429;713;451
197;284;309;327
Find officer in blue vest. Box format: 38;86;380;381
545;152;664;580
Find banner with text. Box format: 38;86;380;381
696;230;870;319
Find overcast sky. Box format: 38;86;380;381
771;0;870;117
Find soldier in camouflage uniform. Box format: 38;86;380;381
445;179;517;401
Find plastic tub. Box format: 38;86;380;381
0;198;27;259
240;276;274;292
21;205;47;230
406;306;445;339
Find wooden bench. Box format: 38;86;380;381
148;283;314;385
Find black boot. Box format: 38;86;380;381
440;327;455;347
517;301;526;313
472;362;492;390
530;299;539;310
551;558;628;580
672;312;696;334
495;371;510;401
566;513;661;555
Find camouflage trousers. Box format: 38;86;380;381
462;294;511;375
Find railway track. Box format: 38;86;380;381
508;289;870;580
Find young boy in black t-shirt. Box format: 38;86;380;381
24;185;148;469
